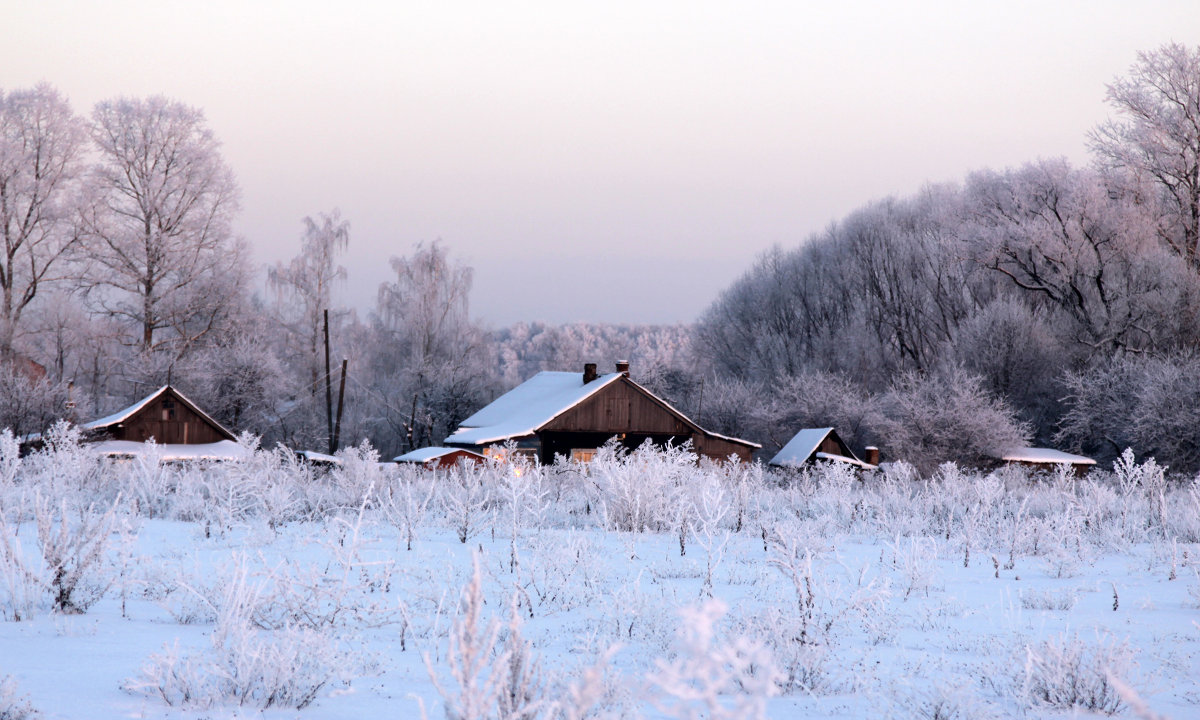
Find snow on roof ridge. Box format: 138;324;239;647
769;427;836;467
1001;447;1096;465
445;371;623;445
83;384;237;442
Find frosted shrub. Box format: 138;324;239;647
890;678;998;720
1165;478;1200;543
0;674;38;720
1019;588;1078;611
127;621;347;710
442;462;493;544
887;535;941;600
382;467;436;551
593;441;696;534
646;599;781;720
1022;633;1136;715
0;495;119;618
328;441;386;509
0;429;18;492
427;556;504;720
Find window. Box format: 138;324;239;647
571;448;597;463
161;398;176;421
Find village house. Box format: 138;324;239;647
394;446;486;469
768;427;878;470
81;385;250;461
443;362;759;463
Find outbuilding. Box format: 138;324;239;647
394;446;486;469
81;385;250;461
768;427;877;470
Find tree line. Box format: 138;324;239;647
2;43;1198;470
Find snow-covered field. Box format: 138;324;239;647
2;429;1199;719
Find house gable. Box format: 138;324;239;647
86;385;236;444
541;377;694;436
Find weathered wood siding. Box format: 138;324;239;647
693;434;756;463
542;379;693;435
112;394;228;444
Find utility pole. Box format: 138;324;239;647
333;358;348;452
324;309;334;454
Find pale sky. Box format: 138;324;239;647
4;1;1198;325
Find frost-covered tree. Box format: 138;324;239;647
366;242;494;453
874;366;1030;473
81;96;246;356
1091;43;1200;268
967;159;1191;352
0;83;88;359
268;210;349;394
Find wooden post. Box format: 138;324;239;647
333;358;348;452
324;309;334;454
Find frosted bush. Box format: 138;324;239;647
0;674;38;720
888;678;998;720
381;468;436;551
1022;633;1136;714
441;462;493;544
0;495;119;618
126;621;348;710
593;440;697;534
1019;588;1078;611
646;599;781;720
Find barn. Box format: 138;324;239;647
82;385;250;461
768;427;877;470
443;362;759;463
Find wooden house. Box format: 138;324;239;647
81;385;250;461
444;362;759;463
1000;447;1095;476
768;427;877;470
394;446;486;469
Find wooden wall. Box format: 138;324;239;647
111;394;228;444
543;379;693;436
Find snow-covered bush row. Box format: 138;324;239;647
1;434;1198;716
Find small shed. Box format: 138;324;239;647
394;446;486;469
1000;447;1096;475
444;362;759;463
768;427;876;470
82;385;247;461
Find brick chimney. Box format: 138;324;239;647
583;362;598;384
864;446;880;466
615;360;630;377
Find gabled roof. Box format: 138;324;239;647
769;427;872;468
1001;447;1096;465
444;370;759;450
83;385;237;442
445;371;624;446
394;446;486;464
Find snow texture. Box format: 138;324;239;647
394;446;483;463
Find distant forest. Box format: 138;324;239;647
3;43;1199;472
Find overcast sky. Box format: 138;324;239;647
4;1;1198;325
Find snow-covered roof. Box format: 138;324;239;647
445;372;623;446
83;386;169;430
82;385;236;441
1001;447;1096;465
394;446;485;463
89;439;251;462
769;427;873;468
769;427;833;467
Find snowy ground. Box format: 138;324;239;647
1;434;1198;719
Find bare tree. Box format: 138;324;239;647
0;84;88;359
81;96;244;356
1091;43;1200;267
